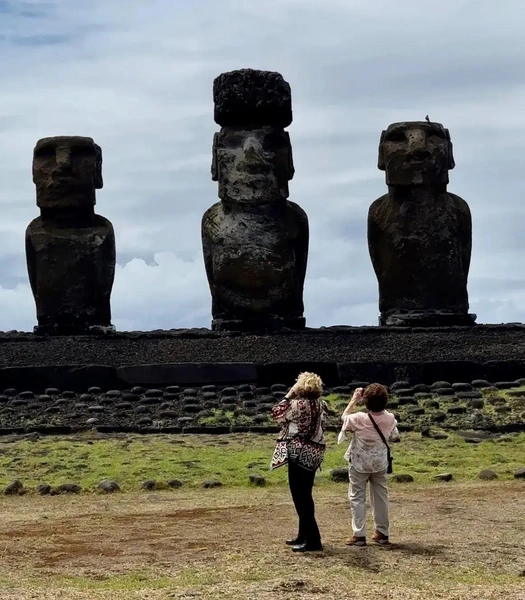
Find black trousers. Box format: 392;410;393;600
287;461;321;545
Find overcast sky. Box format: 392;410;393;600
1;0;525;331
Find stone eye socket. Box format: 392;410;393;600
265;133;286;147
71;147;95;158
34;148;55;159
428;129;446;140
219;135;244;148
385;131;405;143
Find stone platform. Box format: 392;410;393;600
1;324;525;436
2;324;525;389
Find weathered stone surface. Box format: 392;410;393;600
98;479;120;493
514;466;525;479
203;479;223;489
368;122;475;327
4;480;24;495
248;474;266;487
391;473;414;483
55;483;81;494
433;473;453;482
26;136;115;335
478;469;498;481
213;68;292;128
203;69;308;332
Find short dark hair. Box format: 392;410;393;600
363;383;389;412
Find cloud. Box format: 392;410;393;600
0;0;525;331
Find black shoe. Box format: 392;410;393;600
291;542;323;553
285;537;305;546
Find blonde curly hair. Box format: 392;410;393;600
289;371;323;399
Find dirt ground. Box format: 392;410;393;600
0;482;524;599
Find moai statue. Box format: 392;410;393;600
26;136;116;335
368;121;476;326
202;69;309;331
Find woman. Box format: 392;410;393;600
338;383;399;547
271;372;327;553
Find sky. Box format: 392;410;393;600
1;0;525;331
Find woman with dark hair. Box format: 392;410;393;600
338;383;399;547
271;372;327;553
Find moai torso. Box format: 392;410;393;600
203;199;308;318
202;69;309;331
368;122;475;326
26;136;116;334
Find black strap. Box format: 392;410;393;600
368;413;391;456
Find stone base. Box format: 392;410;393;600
211;316;306;332
34;323;116;336
380;311;477;327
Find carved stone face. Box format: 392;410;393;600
378;122;454;187
212;126;294;204
33;136;103;208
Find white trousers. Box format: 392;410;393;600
348;466;389;537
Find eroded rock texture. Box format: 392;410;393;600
368;121;476;326
202;69;308;331
25;136;116;335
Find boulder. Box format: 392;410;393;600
4;480;24;495
248;474;266;487
478;469;498;481
391;473;414;483
98;480;120;493
433;473;453;482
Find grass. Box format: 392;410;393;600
0;430;523;492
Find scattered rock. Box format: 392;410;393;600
145;389;163;398
36;483;51;495
391;381;410;391
330;467;349;483
478;469;498;481
203;479;223;488
434;387;455;396
432;433;449;440
431;412;447;423
248;474;266;487
431;381;451;389
471;379;492;388
141;480;157;490
98;480;120;493
447;405;467;414
4;480;24;495
514;467;525;479
452;382;472;392
391;473;414;483
168;479;183;488
86;417;99;426
270;384;288;393
55;483;81;494
494;381;519;389
407;406;425;415
433;473;453;482
470;399;485;409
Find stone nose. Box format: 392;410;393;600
55;148;72;171
240;137;270;174
406;130;430;159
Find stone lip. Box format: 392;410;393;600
213;68;292;127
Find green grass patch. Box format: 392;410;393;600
0;430;524;492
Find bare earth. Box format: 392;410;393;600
0;482;524;599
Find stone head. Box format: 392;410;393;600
378;121;454;187
212;69;294;204
33;136;103;208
